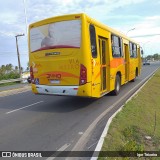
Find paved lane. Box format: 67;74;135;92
0;62;159;158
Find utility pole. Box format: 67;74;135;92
15;33;25;78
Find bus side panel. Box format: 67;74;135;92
129;58;134;81
128;44;140;81
109;58;125;90
90;25;111;97
129;58;138;81
109;68;116;92
119;61;126;85
87;22;101;98
76;15;92;97
137;46;142;76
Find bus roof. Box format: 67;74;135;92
84;13;139;45
29;13;139;46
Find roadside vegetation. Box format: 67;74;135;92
99;68;160;160
0;63;30;87
0;82;21;87
145;53;160;61
0;64;21;80
0;63;30;81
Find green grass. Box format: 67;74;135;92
99;69;160;160
0;81;20;87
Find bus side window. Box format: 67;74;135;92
89;24;97;58
130;42;137;58
133;44;137;58
111;35;122;58
129;42;133;57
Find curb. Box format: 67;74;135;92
91;67;159;160
0;85;31;97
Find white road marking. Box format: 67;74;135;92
78;132;83;135
46;143;70;160
6;101;44;114
57;143;71;151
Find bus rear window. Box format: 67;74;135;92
30;20;81;52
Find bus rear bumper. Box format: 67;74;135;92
34;85;79;96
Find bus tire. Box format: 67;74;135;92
131;77;135;82
112;74;121;95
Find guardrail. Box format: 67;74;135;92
0;78;26;84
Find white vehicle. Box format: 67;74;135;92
22;71;30;83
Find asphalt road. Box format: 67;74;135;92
0;62;159;159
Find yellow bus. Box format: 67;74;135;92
28;13;142;98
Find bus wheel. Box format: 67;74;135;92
131;78;135;82
112;74;121;95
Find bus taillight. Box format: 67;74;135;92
79;64;87;85
30;66;35;84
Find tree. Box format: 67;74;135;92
146;55;152;60
0;64;20;80
26;67;29;71
8;64;13;71
153;54;159;60
15;66;18;73
21;67;23;72
15;66;18;70
5;64;13;74
0;65;6;74
145;53;160;61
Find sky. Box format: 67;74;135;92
0;0;160;69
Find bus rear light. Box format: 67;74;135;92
30;66;35;84
79;64;87;85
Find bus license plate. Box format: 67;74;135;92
50;80;60;84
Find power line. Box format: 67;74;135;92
0;52;28;54
0;51;26;52
131;33;160;38
0;53;28;56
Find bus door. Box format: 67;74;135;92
99;37;107;93
124;44;129;82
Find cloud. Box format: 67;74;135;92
135;16;160;29
0;0;159;67
128;16;160;40
0;1;27;36
124;15;160;55
26;0;147;23
0;12;19;25
0;31;16;37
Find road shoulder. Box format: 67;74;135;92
0;84;31;97
95;68;160;159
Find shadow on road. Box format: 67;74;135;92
26;96;98;113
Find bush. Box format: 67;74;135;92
0;72;20;80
